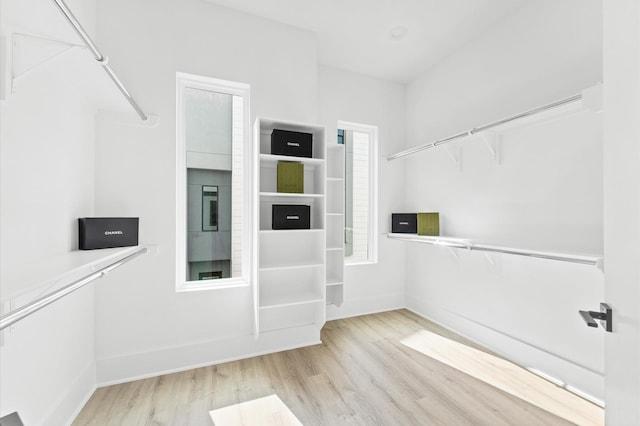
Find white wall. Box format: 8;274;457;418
317;65;407;319
93;0;320;384
602;0;640;422
0;0;118;423
402;0;605;400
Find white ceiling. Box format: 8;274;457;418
204;0;528;83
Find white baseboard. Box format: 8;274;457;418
326;292;405;321
96;325;321;386
97;292;405;387
41;361;96;426
95;291;603;408
405;298;604;405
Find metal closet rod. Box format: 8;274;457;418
0;247;147;331
387;234;601;267
50;0;148;121
387;92;583;161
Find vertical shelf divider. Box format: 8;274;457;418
326;144;345;307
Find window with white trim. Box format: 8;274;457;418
176;73;252;291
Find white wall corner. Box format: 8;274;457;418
582;83;603;113
41;361;96;426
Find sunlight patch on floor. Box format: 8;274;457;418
401;329;604;426
209;394;302;426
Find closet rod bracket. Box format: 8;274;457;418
445;143;462;171
479;131;501;164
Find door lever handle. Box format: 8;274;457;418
579;303;612;332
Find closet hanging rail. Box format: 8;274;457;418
0;247;147;331
387;234;602;268
387;93;583;161
50;0;148;121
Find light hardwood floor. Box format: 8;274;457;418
73;310;603;425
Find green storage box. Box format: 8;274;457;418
417;212;439;236
277;161;304;193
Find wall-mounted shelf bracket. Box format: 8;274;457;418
579;303;612;332
483;252;496;266
444;143;462;171
483;251;502;274
1;32;85;99
478;131;501;164
446;246;459;260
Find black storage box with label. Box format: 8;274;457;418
271;129;313;158
79;217;139;250
272;205;311;230
391;213;417;234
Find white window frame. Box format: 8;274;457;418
175;72;252;291
338;120;379;265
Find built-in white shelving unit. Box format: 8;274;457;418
326;144;345;306
254;118;327;334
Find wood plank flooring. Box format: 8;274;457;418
73;309;603;425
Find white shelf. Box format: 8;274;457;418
326;281;343;287
260;153;324;166
327;177;344;182
260;192;324;199
387;234;472;247
259;304;321;332
258;118;326;159
387;233;603;269
387;85;602;162
259;257;325;270
259;293;324;309
260;229;323;236
1;245;152;304
259;199;325;230
259;263;323;272
327;213;344;217
326;247;344;252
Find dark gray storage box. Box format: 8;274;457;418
391;213;417;234
271;129;313;158
272;205;311;230
79;217;139;250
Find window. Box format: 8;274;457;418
202;186;219;231
176;73;251;290
338;121;378;264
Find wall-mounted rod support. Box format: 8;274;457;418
387;93;583;161
50;0;148;121
0;247;147;331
